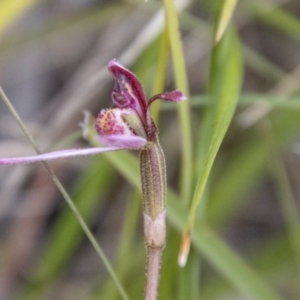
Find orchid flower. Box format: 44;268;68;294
0;59;186;300
0;60;185;165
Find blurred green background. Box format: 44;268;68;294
0;0;300;299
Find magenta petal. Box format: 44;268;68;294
148;90;187;107
0;147;122;165
108;59;147;123
98;134;147;149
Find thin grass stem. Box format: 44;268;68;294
163;0;193;205
0;86;129;300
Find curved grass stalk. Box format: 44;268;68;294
0;86;130;300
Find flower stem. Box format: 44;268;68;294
145;246;163;300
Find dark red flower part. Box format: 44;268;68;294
108;59;187;140
108;59;148;125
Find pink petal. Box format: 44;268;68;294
98;134;147;149
148;90;187;107
108;59;148;123
0;147;122;165
95;108;135;136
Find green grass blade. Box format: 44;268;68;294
163;0;193;205
214;0;238;43
180;27;243;265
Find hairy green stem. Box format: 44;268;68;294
140;141;167;300
140;141;166;219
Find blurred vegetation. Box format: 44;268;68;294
0;0;300;299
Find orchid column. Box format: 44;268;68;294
0;60;186;300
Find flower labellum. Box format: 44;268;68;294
95;108;147;148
